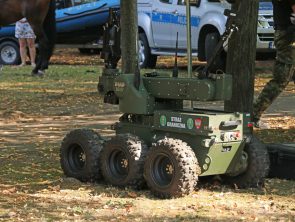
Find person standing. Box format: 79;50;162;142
253;0;295;127
15;18;36;67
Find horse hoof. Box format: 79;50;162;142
38;70;45;75
31;70;45;77
31;70;38;75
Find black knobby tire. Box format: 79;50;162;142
0;41;21;65
204;32;226;72
226;136;270;188
100;134;148;189
144;138;200;198
138;33;157;69
60;128;103;182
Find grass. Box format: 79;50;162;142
0;62;295;221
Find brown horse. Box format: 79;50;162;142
0;0;56;75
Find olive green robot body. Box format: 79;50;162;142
99;71;252;177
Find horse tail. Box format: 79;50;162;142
43;0;56;59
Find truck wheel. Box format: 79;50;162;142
100;134;148;189
0;41;20;65
60;129;104;182
138;33;157;68
225;136;270;188
144;138;200;198
204;32;226;72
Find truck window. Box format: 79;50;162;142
160;0;173;4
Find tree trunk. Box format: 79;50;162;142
224;0;259;113
120;0;138;74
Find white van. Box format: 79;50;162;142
137;0;274;68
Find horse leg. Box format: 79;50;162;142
38;34;49;73
29;26;48;75
25;20;45;74
33;27;52;73
41;0;56;72
25;0;56;76
27;21;49;75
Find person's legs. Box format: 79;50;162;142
18;38;27;66
26;38;36;66
253;62;293;121
253;30;295;122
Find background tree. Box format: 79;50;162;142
224;0;260;113
120;0;138;74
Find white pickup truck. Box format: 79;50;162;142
137;0;274;69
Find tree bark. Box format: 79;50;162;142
224;0;259;113
120;0;138;74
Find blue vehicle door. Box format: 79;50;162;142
151;0;174;48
